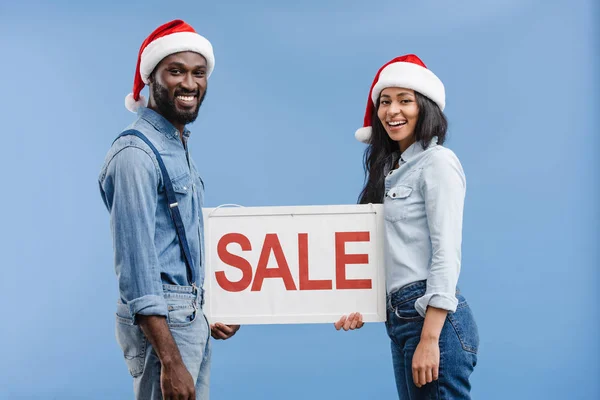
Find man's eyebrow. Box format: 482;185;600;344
166;62;206;69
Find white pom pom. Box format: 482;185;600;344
125;93;147;113
354;127;372;143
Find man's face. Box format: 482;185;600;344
150;51;208;126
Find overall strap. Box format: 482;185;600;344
114;129;196;286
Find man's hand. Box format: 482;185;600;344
334;312;364;331
161;360;196;400
210;323;240;340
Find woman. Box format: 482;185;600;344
335;54;479;399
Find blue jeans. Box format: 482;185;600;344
115;284;212;399
386;281;478;399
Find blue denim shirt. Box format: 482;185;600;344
99;107;205;319
383;137;466;317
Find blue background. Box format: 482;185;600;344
1;0;597;399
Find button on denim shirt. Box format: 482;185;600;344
99;107;205;320
384;137;466;317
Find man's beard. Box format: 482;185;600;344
152;82;206;126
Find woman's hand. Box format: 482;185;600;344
333;312;364;331
412;337;440;387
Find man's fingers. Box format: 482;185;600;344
211;330;225;340
211;326;229;340
215;323;234;335
212;323;240;339
225;324;239;338
433;365;439;381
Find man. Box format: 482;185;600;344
99;20;239;400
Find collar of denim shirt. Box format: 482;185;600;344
399;135;439;163
137;107;191;140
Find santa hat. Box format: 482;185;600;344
355;54;445;143
125;19;215;113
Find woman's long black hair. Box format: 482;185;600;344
358;91;448;204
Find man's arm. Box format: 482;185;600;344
138;315;196;399
102;145;195;398
104;146;169;318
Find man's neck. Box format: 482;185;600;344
173;124;185;136
147;104;186;138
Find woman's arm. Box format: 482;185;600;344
412;306;448;387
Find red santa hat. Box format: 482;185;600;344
355;54;445;143
125;19;215;113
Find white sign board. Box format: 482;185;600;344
202;204;386;325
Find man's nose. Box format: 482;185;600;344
181;73;195;90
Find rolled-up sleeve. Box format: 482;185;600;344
415;149;466;317
100;145;168;319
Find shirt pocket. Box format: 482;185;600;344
384;185;413;222
171;173;193;197
171;172;199;224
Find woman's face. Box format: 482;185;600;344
377;87;419;151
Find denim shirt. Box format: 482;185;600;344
99;107;205;320
383;137;466;317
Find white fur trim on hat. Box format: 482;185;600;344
355;127;372;144
371;62;445;111
140;31;215;84
125;93;147;113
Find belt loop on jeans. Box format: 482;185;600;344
191;283;205;308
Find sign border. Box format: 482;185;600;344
202;204;386;325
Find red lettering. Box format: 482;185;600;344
335;231;372;290
216;233;253;292
298;233;332;290
251;234;297;291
